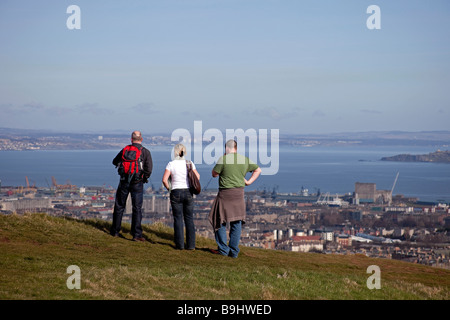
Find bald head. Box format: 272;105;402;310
225;139;237;154
131;131;143;143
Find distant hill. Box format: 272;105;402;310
281;130;450;147
381;150;450;163
1;213;449;300
1;127;450;150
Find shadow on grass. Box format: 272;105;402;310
65;217;219;253
66;217;179;249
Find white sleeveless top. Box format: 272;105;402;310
165;159;196;190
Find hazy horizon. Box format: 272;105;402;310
2;125;450;138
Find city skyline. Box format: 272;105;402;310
1;0;449;134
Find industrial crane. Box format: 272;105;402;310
391;172;399;196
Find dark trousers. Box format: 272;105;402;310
111;179;144;238
170;188;195;250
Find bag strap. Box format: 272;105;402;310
186;160;192;171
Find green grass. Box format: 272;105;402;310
0;213;449;300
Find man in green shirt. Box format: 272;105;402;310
209;139;261;258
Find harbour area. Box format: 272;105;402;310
1;180;449;270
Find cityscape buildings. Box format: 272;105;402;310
1;181;449;269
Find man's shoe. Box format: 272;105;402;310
111;233;124;238
210;248;227;256
132;237;146;242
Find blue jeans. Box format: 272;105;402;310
111;180;144;238
170;189;195;250
215;220;242;258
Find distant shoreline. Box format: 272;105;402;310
1;128;450;151
381;150;450;164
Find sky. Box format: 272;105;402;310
0;0;449;135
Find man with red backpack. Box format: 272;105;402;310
110;131;153;241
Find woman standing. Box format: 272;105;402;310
162;144;200;250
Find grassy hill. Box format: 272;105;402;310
0;213;449;300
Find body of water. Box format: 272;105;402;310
0;146;449;203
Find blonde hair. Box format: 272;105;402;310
173;143;186;159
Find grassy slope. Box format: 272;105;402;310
0;213;449;300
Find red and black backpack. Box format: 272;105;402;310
118;144;143;182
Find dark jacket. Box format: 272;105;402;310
113;143;153;183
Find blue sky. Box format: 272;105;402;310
0;0;449;134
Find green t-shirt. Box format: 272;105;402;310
213;153;259;189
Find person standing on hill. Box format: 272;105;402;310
162;143;200;250
110;131;153;241
209;139;261;258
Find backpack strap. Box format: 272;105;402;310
133;144;144;182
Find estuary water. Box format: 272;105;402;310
0;146;449;203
